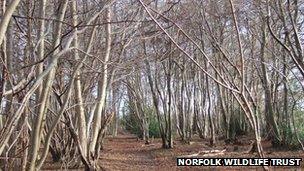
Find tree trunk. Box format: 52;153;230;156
28;1;68;170
71;0;87;156
90;7;112;159
0;0;21;46
259;23;281;145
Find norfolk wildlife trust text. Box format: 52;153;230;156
177;158;302;166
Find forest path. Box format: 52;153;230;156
99;135;163;171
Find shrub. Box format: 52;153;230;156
122;104;161;138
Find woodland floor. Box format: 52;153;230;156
42;132;304;171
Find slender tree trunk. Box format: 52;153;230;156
90;7;112;163
167;56;173;148
28;1;68;170
0;0;21;46
205;62;215;146
260;23;281;145
145;60;166;148
71;0;87;156
35;0;46;106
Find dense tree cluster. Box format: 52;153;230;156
0;0;303;170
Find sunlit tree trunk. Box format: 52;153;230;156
0;0;21;46
28;1;68;170
89;8;112;167
71;0;87;156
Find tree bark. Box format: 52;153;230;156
0;0;21;46
90;7;112;158
71;0;87;156
28;1;68;170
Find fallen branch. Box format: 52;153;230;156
178;149;226;158
141;144;156;147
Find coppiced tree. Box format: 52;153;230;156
0;0;303;171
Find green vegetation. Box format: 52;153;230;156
122;106;161;138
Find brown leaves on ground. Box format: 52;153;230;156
98;135;304;171
42;134;304;171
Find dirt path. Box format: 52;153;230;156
99;135;164;171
